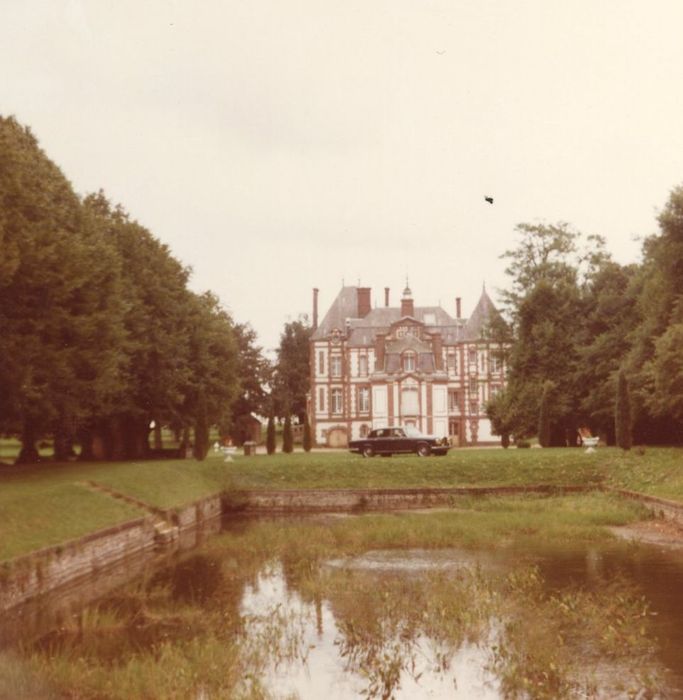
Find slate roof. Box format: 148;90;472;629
312;287;498;344
463;288;500;340
311;287;359;340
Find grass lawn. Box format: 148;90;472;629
0;459;233;562
0;483;142;562
0;446;681;561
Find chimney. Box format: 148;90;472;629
456;297;461;319
432;333;443;370
313;288;319;329
384;287;390;307
357;287;371;318
374;333;386;371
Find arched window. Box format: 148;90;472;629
403;352;416;372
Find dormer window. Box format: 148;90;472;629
403;352;416;372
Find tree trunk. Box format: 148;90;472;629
154;421;163;450
103;416;126;460
615;370;633;450
53;430;74;462
194;395;209;461
78;425;95;461
181;426;191;458
16;417;40;464
122;415;149;459
53;412;77;461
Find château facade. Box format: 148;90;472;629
309;284;506;447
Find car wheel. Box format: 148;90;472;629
362;445;375;458
417;444;431;457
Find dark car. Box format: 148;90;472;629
349;426;450;458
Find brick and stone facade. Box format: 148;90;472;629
309;284;506;447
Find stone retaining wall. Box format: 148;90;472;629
611;489;683;528
171;494;223;530
0;517;157;613
0;494;225;614
225;485;591;513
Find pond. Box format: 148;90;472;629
2;508;683;698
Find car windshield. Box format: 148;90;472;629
403;425;423;438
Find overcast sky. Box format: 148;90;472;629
2;1;683;352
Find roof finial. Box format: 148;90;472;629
402;276;412;299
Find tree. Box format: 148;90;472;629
282;415;293;453
229;322;271;445
503;279;583;441
266;414;276;455
500;222;581;315
486;390;514;445
538;381;553;448
0;116;244;463
81;193;196;459
303;415;312;452
0;117;127;462
615;369;633;450
624;185;683;443
575;262;639;443
650;323;683;424
272;318;311;422
495;222;608;444
184;292;239;461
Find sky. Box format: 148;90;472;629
2;0;683;352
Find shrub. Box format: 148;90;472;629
266;415;276;455
615;369;633;451
538;381;553;448
303;417;312;452
282;416;293;453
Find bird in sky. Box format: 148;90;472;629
484;196;494;204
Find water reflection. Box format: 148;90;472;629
530;543;683;697
240;564;500;699
152;553;225;603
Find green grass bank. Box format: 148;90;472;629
1;446;682;561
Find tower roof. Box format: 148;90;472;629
311;286;359;340
464;287;500;340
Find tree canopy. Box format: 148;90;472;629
271;318;311;423
0;115;250;463
490;185;683;445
